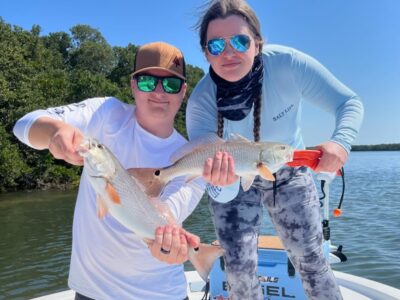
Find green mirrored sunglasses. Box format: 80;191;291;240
135;75;183;94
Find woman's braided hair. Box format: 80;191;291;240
253;94;262;142
217;93;262;142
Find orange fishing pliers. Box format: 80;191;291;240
287;150;342;176
286;150;322;171
286;150;344;217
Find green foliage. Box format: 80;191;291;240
36;163;82;190
108;44;138;87
41;31;71;62
174;65;206;137
185;65;205;101
69;69;120;100
0;19;205;192
0;126;31;191
69;25;115;75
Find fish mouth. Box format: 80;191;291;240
77;137;92;157
78;137;106;158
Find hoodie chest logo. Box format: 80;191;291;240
273;104;294;122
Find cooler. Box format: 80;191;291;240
208;236;306;300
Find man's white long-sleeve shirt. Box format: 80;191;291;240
14;97;205;300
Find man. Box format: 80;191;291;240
13;42;205;300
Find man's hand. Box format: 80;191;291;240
48;124;84;165
28;117;84;166
203;151;238;186
147;225;200;264
315;141;348;173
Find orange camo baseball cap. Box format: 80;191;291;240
132;42;186;80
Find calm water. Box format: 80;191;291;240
0;151;399;299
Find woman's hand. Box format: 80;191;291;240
203;151;238;186
315;141;348;173
147;225;200;264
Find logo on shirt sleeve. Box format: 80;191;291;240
47;102;86;116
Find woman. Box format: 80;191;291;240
186;1;363;299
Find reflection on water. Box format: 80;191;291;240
0;191;74;299
0;151;399;299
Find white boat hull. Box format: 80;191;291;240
30;270;400;300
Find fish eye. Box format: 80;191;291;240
97;144;103;149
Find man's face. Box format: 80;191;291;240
131;69;186;125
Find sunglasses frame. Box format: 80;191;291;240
133;74;184;94
206;34;251;56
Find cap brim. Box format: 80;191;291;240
131;67;186;80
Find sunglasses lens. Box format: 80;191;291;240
206;35;251;56
162;77;183;94
230;34;250;52
136;75;182;94
207;38;226;56
137;75;157;92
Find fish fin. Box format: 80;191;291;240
241;176;255;191
96;196;109;218
228;133;251;143
258;163;275;181
170;133;224;164
128;168;166;198
105;182;121;204
188;243;224;282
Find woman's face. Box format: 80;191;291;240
205;14;260;82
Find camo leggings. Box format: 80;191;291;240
209;167;343;300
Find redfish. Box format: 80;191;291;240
78;137;222;281
130;134;294;198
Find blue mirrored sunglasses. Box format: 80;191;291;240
206;34;251;56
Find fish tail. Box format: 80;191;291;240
188;243;224;282
128;167;167;198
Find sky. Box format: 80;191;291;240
1;0;399;146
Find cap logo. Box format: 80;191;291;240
173;56;180;67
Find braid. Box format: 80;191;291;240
253;94;262;142
217;112;224;138
218;95;261;141
217;93;261;141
